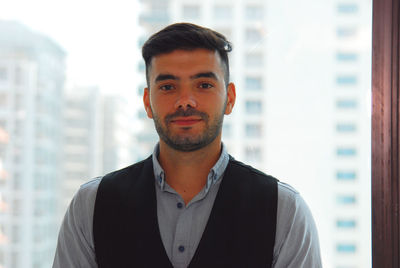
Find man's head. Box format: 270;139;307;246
142;23;232;88
142;23;236;152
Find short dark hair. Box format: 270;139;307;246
142;23;232;87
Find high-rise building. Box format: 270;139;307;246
61;86;103;216
0;21;65;268
101;95;141;174
137;1;371;267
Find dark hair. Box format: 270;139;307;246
142;23;232;87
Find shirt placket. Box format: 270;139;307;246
171;197;194;268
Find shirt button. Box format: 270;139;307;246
178;245;185;252
177;202;183;209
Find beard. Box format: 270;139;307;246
151;104;226;152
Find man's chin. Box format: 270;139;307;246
163;136;212;152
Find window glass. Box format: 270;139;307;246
336;219;357;228
336;147;357;156
337;3;358;14
337;195;357;204
245;100;262;114
183;5;200;19
336;123;357;132
245;6;264;20
337;243;357;253
337;27;357;38
336;52;358;61
245;53;263;67
214;5;232;20
336;99;358;109
336;75;357;85
1;1;372;267
336;171;357;180
245;28;263;43
0;67;6;81
245;77;262;90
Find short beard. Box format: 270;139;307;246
152;105;225;152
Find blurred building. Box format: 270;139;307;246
0;21;65;268
60;86;102;216
137;1;371;267
101;95;140;174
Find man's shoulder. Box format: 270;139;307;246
228;156;279;183
101;156;152;181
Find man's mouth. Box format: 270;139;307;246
170;117;202;126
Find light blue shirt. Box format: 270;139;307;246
53;144;322;268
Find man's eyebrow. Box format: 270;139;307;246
155;74;179;83
190;72;218;80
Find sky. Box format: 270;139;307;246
1;0;142;98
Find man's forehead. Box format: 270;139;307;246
148;49;224;79
149;49;222;67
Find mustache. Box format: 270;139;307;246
165;108;209;123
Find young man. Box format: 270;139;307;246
53;23;322;268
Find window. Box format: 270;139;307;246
336;123;357;132
245;146;262;161
336;243;357;253
245;77;262;90
0;67;6;81
13;172;22;191
0;93;6;107
14;66;23;85
245;53;263;67
336;147;357;156
183;5;200;19
337;27;357;38
337;195;357;204
12;225;20;243
336;75;357;85
222;123;232;138
336;171;357;180
245;100;262;114
214;5;232;20
12;199;21;216
138;61;145;72
137;85;145;96
245;29;263;43
336;52;358;62
138;110;147;119
245;6;264;20
245;123;262;137
336;219;357;228
336;99;357;109
337;3;358;14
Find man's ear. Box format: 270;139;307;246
143;87;153;119
225;82;236;115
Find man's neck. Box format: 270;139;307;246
158;139;222;204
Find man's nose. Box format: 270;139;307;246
174;89;197;110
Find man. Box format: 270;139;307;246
53;23;321;268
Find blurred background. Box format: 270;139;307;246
0;0;371;267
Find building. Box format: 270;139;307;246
101;95;141;174
0;21;65;268
137;1;371;267
61;86;103;215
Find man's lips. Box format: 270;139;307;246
170;117;202;126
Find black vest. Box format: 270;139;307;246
93;156;278;268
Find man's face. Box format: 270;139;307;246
143;49;236;152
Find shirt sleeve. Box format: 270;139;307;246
52;178;101;268
272;182;322;268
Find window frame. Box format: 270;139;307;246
371;0;400;266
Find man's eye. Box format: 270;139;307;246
160;84;174;91
199;83;213;89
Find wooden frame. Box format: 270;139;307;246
372;0;400;266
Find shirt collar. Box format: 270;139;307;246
152;143;230;192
